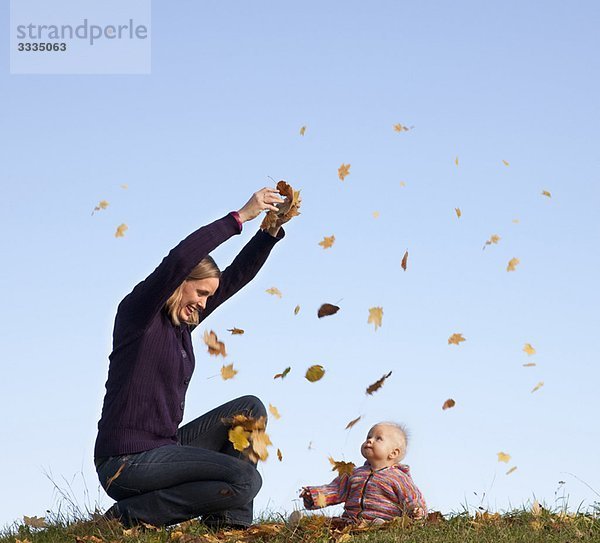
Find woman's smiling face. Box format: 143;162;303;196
178;277;220;323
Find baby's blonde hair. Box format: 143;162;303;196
375;421;409;462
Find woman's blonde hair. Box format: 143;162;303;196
165;256;221;326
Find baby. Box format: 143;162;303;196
300;422;427;523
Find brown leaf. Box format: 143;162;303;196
277;448;283;461
300;126;306;136
401;250;408;271
455;207;462;218
448;333;466;345
366;371;392;395
227;327;244;335
105;462;126;489
329;456;356;477
294;305;300;315
345;416;361;430
442;399;456;410
203;330;227;357
317;303;340;318
506;466;518;475
260;180;302;230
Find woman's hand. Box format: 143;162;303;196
237;187;284;224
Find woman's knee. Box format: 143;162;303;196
238;395;267;419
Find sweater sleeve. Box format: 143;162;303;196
116;214;241;337
394;470;427;518
194;226;285;325
304;474;351;509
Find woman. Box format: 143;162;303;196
94;187;288;528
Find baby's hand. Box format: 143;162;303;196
299;487;313;508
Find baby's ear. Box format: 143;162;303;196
389;447;401;459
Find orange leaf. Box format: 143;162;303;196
455;207;462;218
366;371;392;395
319;235;335;249
299;126;306;136
114;223;128;238
220;364;237;380
448;333;466;345
497;451;511;463
203;330;227;357
338;163;351;181
442;399;456;410
268;404;281;420
227;327;245;335
329;456;355;477
507;257;520;272
401;250;408;271
317;303;340;318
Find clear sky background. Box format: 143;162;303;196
1;0;599;529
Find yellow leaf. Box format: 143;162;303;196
483;234;501;249
366;371;392;395
345;416;361;430
266;287;283;298
506;257;520;272
442;399;456;410
228;426;250;452
227;327;244;335
399;181;406;187
92;200;109;214
523;362;536;367
329;456;356;476
269;404;281;420
294;305;300;315
221;364;238;380
277;448;283;461
512;218;520;223
315;493;327;507
531;381;544;393
338;163;351;181
368;307;383;331
203;330;227;357
542;190;552;198
455;156;459;166
502;159;510;166
305;364;325;382
114;223;128;238
523;343;536;356
455;207;462;218
372;210;380;219
319;235;335;249
497;451;511;463
506;466;518;475
250;429;272;461
448;333;466;345
300;125;306;136
273;366;291;379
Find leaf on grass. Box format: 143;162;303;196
92;200;109;215
329;457;356;477
531;381;544;393
345;416;361;430
442;399;456;410
401;250;408;271
300;126;306;136
502;160;510;166
455;207;462;218
523;343;536;356
266;287;283;298
227;327;245;335
269;404;281;420
318;303;340;318
506;466;518;475
542;190;552;198
23;516;47;529
294;305;300;315
274;366;291;380
497;451;511;463
203;330;227;357
277;448;283;461
338;163;351;181
114;224;128;238
523;363;537;367
368;307;383;331
366;371;392;395
261;180;302;230
372;211;380;219
319;235;335;249
105;462;126;489
305;365;325;382
221;364;238;380
448;333;466;345
507;257;520;272
483;234;501;250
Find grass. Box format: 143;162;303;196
2;507;600;543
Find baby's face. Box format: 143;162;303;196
360;424;401;464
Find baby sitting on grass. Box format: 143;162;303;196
300;422;427;524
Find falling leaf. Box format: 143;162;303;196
315;494;327;508
455;207;462;219
345;416;361;430
366;371;392;395
483;234;501;250
228;426;250;452
277;448;283;461
317;303;340;318
512;218;520;223
531;381;544;393
227;327;244;335
305;365;325;382
399;181;406;187
266;287;283;298
455;156;459;166
221;364;238;380
372;211;380;219
294;305;300;315
319;235;335;249
497;451;511;463
300;125;306;136
393;123;412;132
260;180;302;230
105;462;126;489
506;466;518;475
329;457;356;477
269;404;281;420
120;184;128;189
507;257;520;272
114;223;128;238
502;160;510;166
542;190;552;198
523;363;537;367
442;399;456;410
338;163;351;181
401;250;408;271
92;200;109;215
523;343;536;356
203;330;227;357
250;430;272;461
274;366;291;380
367;307;383;331
448;333;466;345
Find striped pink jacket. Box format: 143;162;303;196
305;463;426;522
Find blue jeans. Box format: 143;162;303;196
95;395;266;527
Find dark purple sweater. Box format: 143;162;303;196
94;213;284;458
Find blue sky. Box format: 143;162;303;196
1;0;599;528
